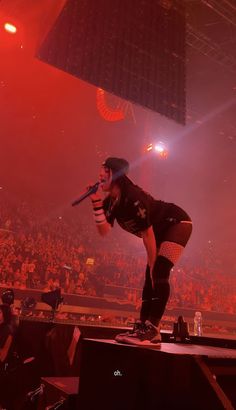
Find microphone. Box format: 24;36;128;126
71;182;100;206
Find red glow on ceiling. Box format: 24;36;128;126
96;88;125;122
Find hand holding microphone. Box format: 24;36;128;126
72;181;101;206
86;181;102;202
71;179;108;232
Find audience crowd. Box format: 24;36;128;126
1;191;236;316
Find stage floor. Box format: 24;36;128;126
86;338;236;358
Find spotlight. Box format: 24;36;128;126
154;144;164;153
145;141;168;159
4;22;17;34
154;141;168;158
146;143;153;152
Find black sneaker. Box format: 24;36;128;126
119;320;161;346
115;320;145;343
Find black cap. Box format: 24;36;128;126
102;157;129;178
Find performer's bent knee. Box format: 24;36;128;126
158;241;184;265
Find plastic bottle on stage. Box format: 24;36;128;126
194;311;203;336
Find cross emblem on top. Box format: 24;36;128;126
137;207;146;219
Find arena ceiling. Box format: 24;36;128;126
0;0;235;265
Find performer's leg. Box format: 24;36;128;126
149;222;192;326
149;255;172;326
115;222;192;345
140;265;152;322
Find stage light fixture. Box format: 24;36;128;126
145;141;168;159
154;144;164;153
4;22;17;34
146;143;153;152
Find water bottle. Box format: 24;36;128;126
194;311;202;336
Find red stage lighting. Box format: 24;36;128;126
4;22;17;34
96;88;125;122
145;143;153;152
145;141;168;159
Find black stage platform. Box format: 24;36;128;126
85;338;236;357
6;319;236;409
39;338;236;410
76;338;236;410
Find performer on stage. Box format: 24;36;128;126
89;157;192;345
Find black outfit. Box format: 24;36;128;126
0;323;13;407
103;177;192;326
0;323;13;359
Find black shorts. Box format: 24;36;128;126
153;203;192;247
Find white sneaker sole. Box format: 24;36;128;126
118;337;161;346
